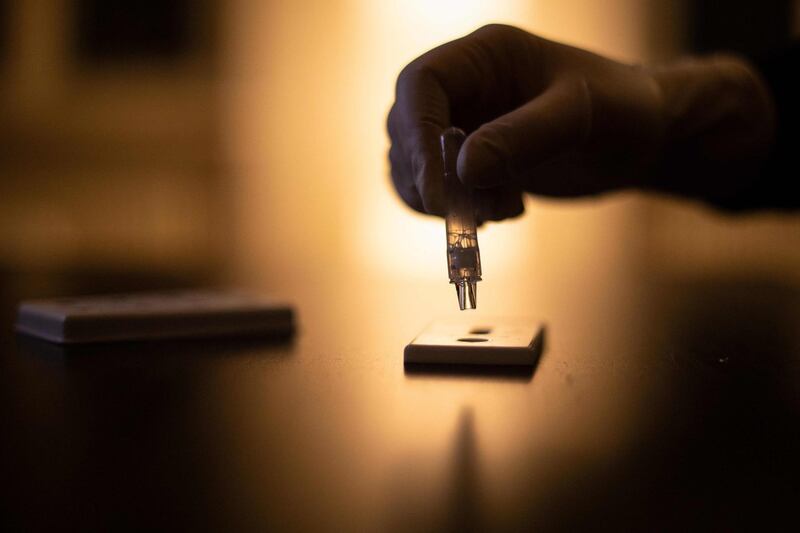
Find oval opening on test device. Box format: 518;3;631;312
469;327;492;335
458;337;489;343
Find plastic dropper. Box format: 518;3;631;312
441;127;482;310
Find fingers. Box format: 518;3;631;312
457;79;593;193
387;24;542;216
389;66;448;215
390;99;525;221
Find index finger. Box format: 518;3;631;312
392;62;449;215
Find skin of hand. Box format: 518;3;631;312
387;24;775;220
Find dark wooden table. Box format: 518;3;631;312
2;255;800;531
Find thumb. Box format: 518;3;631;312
457;80;591;189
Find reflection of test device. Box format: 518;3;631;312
441;127;481;310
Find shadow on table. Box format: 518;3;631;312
382;407;485;532
444;407;484;533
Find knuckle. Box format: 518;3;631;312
471;23;531;48
386;104;397;136
472;121;514;163
472;23;513;39
388;142;403;168
396;61;434;97
387;107;406;150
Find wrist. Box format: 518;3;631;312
652;53;774;151
644;54;776;202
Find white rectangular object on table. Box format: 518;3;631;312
15;290;295;344
404;317;545;366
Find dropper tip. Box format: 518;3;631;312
455;280;477;310
468;280;477;308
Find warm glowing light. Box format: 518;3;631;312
223;0;654;288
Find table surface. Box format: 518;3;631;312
3;254;800;531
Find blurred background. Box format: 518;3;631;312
1;0;800;302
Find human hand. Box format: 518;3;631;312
387;24;774;218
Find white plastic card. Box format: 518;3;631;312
404;317;545;366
